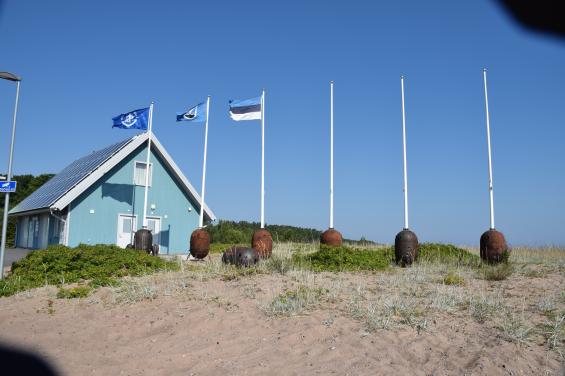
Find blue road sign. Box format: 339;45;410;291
0;181;17;193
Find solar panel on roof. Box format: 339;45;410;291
10;137;135;214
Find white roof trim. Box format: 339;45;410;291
51;133;216;222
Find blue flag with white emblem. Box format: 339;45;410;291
177;102;206;123
112;108;149;130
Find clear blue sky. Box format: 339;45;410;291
1;1;564;246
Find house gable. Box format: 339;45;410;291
67;142;203;253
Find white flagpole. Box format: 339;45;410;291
483;68;495;230
142;102;154;228
199;96;210;228
400;76;409;230
260;90;265;229
330;80;334;229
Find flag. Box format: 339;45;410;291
112;108;150;130
229;96;262;121
177;102;206;123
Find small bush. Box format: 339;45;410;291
418;243;480;267
57;286;93;299
479;263;514;281
0;244;178;297
443;272;465;286
293;245;392;272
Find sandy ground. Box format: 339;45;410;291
0;253;563;376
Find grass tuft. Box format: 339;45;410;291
262;285;326;316
540;314;565;354
442;271;465;286
478;263;514;281
57;285;93;299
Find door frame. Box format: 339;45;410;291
116;213;137;248
145;215;162;246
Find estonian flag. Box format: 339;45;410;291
229;96;262;121
177;102;206;123
112;108;149;130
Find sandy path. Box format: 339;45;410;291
0;272;562;376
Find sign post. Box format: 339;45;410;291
0;72;21;279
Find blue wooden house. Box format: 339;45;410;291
9;133;216;254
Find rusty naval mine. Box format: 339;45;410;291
395;229;419;267
252;228;273;258
320;228;343;247
190;228;210;259
480;229;508;263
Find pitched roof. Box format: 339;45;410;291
9;133;216;222
10;138;133;214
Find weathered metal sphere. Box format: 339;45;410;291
222;246;260;267
134;228;153;253
320;228;343;247
480;229;508;263
252;229;273;258
190;228;210;259
394;229;419;267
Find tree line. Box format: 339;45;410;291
206;220;376;245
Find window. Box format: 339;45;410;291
134;161;152;186
122;217;133;233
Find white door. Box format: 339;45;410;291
146;217;161;246
117;215;137;248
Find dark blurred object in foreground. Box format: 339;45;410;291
0;343;59;375
498;0;565;37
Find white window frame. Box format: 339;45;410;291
133;161;153;187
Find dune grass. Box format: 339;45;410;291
3;241;562;360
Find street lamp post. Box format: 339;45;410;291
0;71;22;279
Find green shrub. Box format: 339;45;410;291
418;243;481;267
0;244;178;297
293;245;392;272
57;285;93;299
